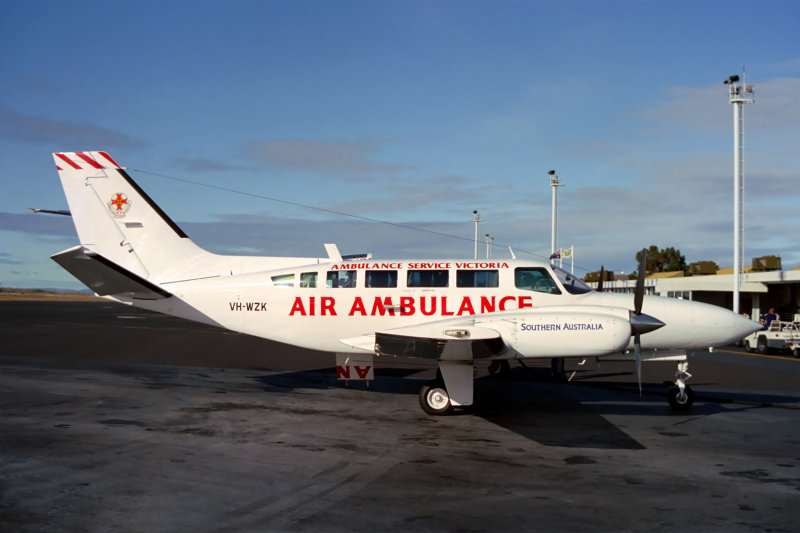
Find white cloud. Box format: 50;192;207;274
0;212;75;236
636;76;800;134
0;108;148;149
244;139;411;175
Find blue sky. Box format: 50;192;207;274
1;0;798;289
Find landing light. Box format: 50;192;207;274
444;329;471;339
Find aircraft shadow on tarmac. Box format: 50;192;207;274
250;366;756;450
571;371;800;409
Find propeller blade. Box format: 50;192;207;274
631;249;651;397
597;265;604;292
634;332;642;397
634;249;646;315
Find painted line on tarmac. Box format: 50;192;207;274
713;348;800;362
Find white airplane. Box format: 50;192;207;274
49;151;761;415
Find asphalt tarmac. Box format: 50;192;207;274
1;301;799;532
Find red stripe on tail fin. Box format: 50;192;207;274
97;151;121;169
74;152;104;169
55;153;82;170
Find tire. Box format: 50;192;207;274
419;380;453;416
757;336;770;355
793;347;800;359
667;385;694;412
487;360;510;376
745;340;754;353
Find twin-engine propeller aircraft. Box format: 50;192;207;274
49;151;760;415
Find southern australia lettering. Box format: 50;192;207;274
520;322;604;331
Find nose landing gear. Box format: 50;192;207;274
667;360;694;411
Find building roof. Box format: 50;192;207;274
592;268;800;294
647;271;685;279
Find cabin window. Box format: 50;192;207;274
326;270;356;288
407;269;449;288
514;267;561;294
300;272;317;288
271;273;295;288
667;290;690;300
365;270;397;288
456;270;498;288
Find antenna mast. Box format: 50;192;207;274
549;170;564;261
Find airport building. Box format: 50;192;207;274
590;264;800;322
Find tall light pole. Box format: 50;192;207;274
473;210;484;260
725;71;754;315
549;170;564;261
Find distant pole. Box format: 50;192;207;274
485;234;494;259
725;71;754;314
570;244;575;274
549;170;564;261
473;210;484;260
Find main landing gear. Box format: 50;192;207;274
418;362;473;416
419;379;453;416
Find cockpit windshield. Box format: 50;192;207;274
552;266;594;295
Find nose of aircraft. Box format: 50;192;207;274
726;312;765;341
644;297;762;349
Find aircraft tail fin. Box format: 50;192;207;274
53;151;214;288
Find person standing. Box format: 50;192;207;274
762;308;778;329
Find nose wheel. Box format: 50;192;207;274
667;360;694;411
667;384;694;411
419;380;453;416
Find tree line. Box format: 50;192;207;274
584;245;687;282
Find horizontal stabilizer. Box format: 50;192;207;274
51;246;171;300
28;208;71;216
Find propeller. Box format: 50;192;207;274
634;252;645;316
629;248;666;396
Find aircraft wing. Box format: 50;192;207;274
341;322;505;360
51;246;172;300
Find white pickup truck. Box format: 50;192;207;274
744;320;800;357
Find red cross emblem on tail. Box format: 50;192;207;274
108;193;131;218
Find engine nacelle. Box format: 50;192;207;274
482;310;633;358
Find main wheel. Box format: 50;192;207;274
757;336;770;355
419;380;453;416
667;385;694;412
793;347;800;359
487;360;511;376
